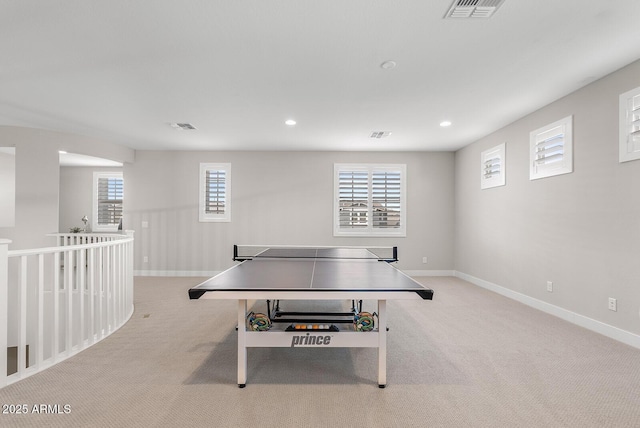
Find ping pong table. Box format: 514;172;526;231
188;245;433;388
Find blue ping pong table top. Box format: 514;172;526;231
188;246;434;300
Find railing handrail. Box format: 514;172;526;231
8;233;132;257
47;233;126;237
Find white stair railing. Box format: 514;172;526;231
0;231;134;389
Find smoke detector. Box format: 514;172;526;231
380;60;397;70
444;0;506;19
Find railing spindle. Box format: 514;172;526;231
1;233;134;388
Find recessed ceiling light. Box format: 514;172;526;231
380;60;396;70
285;119;297;126
440;121;452;127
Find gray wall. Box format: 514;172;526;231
59;166;123;233
125;151;455;274
454;59;640;335
0;149;15;227
0;126;134;249
3;135;60;249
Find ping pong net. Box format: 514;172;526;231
233;245;398;263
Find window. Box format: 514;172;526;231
481;143;506;189
619;86;640;163
93;172;123;232
199;163;231;222
530;116;573;180
334;164;406;237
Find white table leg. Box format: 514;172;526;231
378;299;387;388
237;299;247;387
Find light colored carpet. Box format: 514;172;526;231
1;276;639;427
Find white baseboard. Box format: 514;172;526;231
134;270;220;277
455;271;640;350
405;269;455;277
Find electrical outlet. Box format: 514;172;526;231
608;298;617;312
422;256;427;264
143;256;149;263
546;281;553;292
142;221;149;228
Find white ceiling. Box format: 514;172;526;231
1;0;639;152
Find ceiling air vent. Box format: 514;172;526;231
444;0;506;19
370;131;392;139
170;123;197;130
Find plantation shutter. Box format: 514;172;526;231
97;176;123;226
371;170;401;229
334;164;406;236
627;95;640;153
534;131;564;166
619;86;640;163
199;163;231;222
205;169;226;215
338;170;369;228
483;154;501;179
530;116;573;180
481;143;506;189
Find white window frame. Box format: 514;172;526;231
92;171;123;232
481;142;506;189
530;115;573;180
619;86;640;163
199;163;231;223
334;163;406;237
